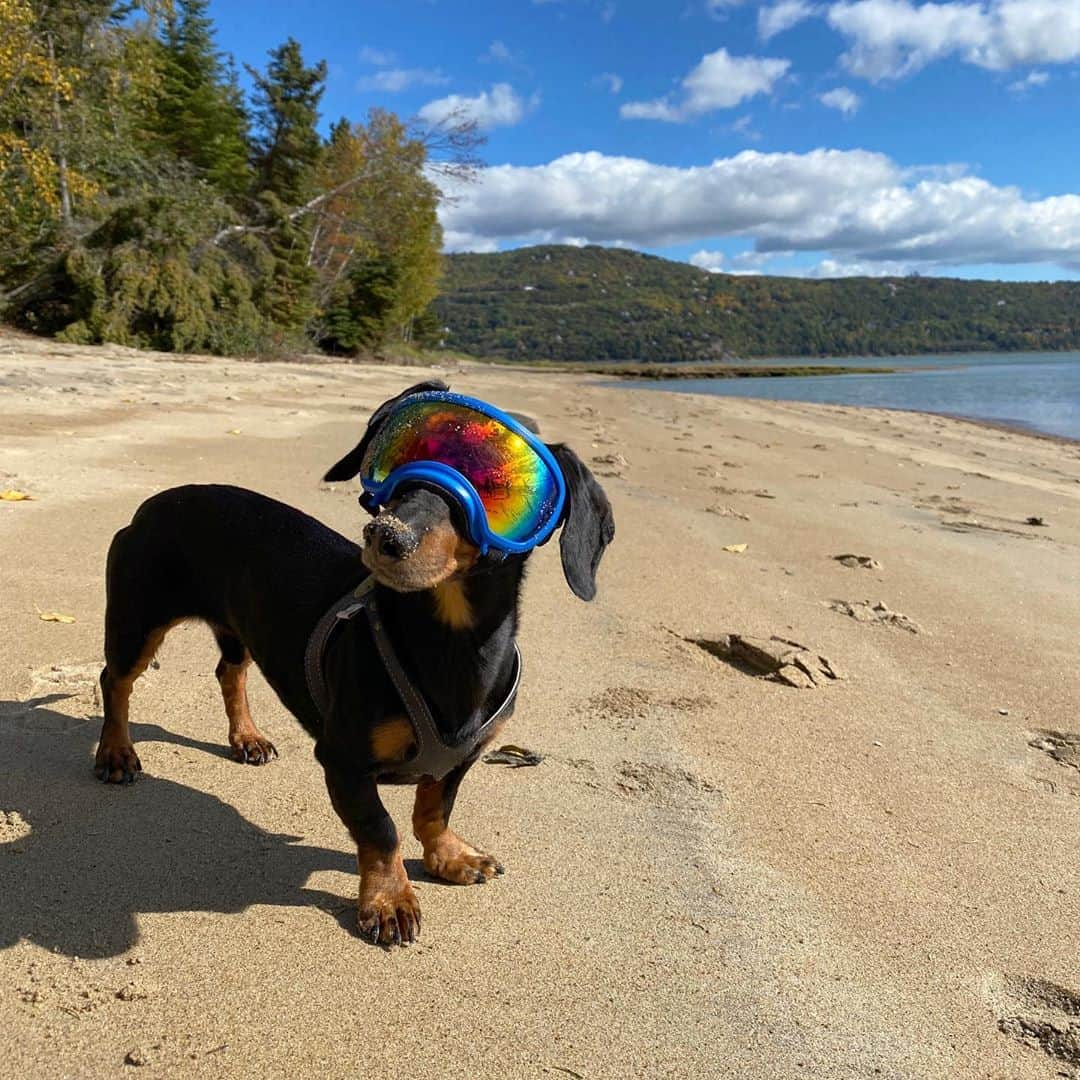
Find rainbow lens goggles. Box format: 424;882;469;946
358;391;567;555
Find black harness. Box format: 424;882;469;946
304;577;522;780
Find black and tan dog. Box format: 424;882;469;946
95;381;614;945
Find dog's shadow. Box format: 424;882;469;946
0;694;357;959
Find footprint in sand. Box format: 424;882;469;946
614;761;720;806
1028;730;1080;773
827;599;923;634
574;689;721;805
591;452;628;478
832;554;882;570
917;493;976;516
990;974;1080;1072
578;686;714;727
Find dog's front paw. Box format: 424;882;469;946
423;834;504;885
94;743;142;784
229;732;278;765
357;883;421;947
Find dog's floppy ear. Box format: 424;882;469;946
323;380;449;481
549;444;615;601
507;411;541;435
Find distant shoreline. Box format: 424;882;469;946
619;379;1080;446
497;360;895;379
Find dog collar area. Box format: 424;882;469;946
304;577;521;780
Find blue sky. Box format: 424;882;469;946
211;0;1080;281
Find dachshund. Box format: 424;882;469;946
94;381;614;945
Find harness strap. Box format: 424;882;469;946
304;577;521;780
304;577;377;719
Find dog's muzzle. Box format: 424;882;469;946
363;514;419;561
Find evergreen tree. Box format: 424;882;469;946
2;2;464;357
154;0;250;195
320;257;400;354
247;38;326;205
253;199;317;335
244;39;327;334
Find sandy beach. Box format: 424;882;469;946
2;330;1079;1079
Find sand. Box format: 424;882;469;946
1;331;1079;1079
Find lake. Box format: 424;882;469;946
635;351;1080;441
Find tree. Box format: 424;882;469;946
0;0;161;289
238;38;326;334
247;38;326;205
0;0;68;274
2;1;479;356
154;0;250;195
311;110;444;350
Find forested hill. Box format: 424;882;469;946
434;246;1080;362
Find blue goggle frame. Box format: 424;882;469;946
358;392;567;556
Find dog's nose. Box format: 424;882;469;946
364;517;419;560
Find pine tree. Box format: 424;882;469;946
2;2;464;357
248;38;327;205
245;38;327;334
154;0;250;195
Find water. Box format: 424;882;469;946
634;351;1080;441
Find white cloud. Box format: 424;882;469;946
819;86;862;113
438;147;1080;273
1008;69;1050;92
360;46;397;66
357;68;450;93
730;250;776;270
484;40;514;64
690;250;726;271
443;230;500;254
731;114;763;140
594;72;624;94
802;256;917;276
688;248;777;274
621;99;684;121
418;84;530;130
827;0;1080;81
622;48;790;121
759;1;818;40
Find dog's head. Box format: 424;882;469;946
324;381;615;598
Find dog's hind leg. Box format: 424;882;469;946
96;622;174;783
213;629;277;765
96;523;182;783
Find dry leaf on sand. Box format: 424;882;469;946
722;543;748;554
1;490;33;501
38;611;76;624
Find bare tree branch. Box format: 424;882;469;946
210;164;386;245
408;107;485;184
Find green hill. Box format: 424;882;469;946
433;245;1080;362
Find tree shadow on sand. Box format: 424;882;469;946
0;693;356;959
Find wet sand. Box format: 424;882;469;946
2;332;1079;1078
